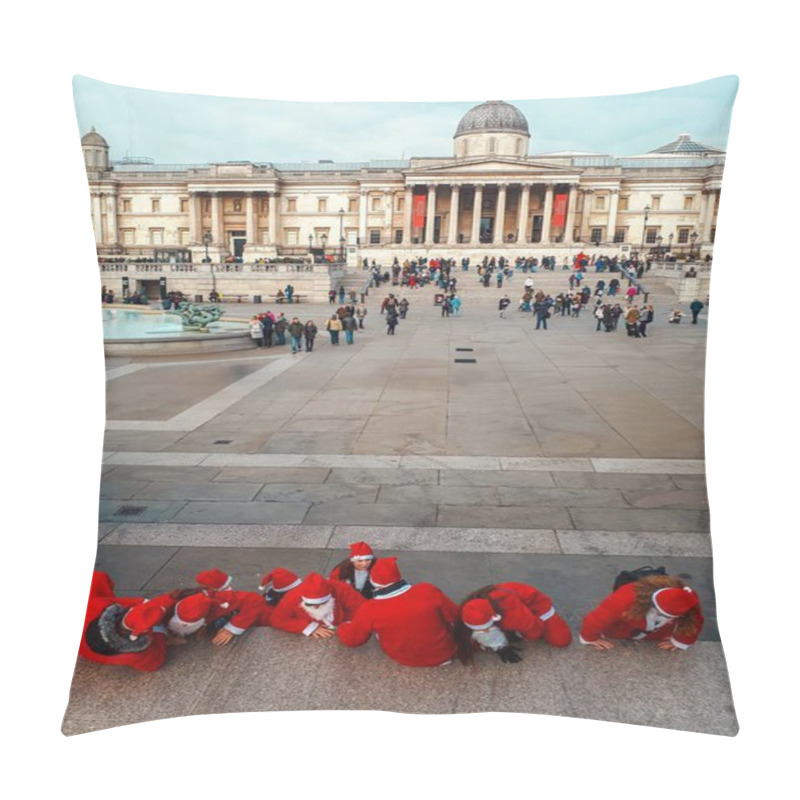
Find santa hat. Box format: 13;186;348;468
369;557;402;588
299;573;332;605
349;541;374;562
121;602;165;641
259;568;301;594
167;593;215;635
652;586;700;618
462;599;502;630
196;569;232;591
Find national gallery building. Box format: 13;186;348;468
83;100;725;268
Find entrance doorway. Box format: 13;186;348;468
137;280;162;301
230;231;246;258
479;217;494;243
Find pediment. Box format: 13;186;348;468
407;157;579;178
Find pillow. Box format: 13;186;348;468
64;75;739;737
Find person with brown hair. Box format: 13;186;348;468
455;582;572;664
329;541;376;598
579;574;704;651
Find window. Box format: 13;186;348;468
645;228;659;244
346;229;358;245
149;228;164;245
180;198;188;213
178;228;190;245
261;199;269;213
349;198;358;213
371;197;382;212
590;227;604;243
394;229;403;243
203;198;211;213
650;196;661;211
369;230;381;244
593;195;606;211
287;198;297;212
618;195;629;211
121;198;132;213
285;228;299;245
122;228;135;245
489;137;497;154
683;196;694;210
614;228;627;243
677;228;691;244
318;198;327;213
151;198;160;213
233;199;242;213
397;197;404;212
515;138;522;156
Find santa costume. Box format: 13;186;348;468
337;557;459;667
580;580;704;650
270;572;364;636
79;570;177;672
329;541;376;598
195;569;271;635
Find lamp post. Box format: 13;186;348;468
668;232;674;256
202;231;212;263
690;232;698;260
338;208;345;262
640;205;650;253
309;234;313;253
656;235;663;258
321;233;327;256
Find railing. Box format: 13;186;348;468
99;260;342;275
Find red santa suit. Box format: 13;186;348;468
329;541;375;598
79;571;177;672
490;582;572;647
195;569;274;634
337;557;459;667
270;573;365;636
580;583;703;650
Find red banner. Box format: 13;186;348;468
412;194;427;228
552;193;568;228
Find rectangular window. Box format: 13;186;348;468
150;228;164;245
394;229;403;243
397;197;405;212
121;198;132;212
369;229;381;244
151;198;160;213
645;228;659;244
590;227;604;243
617;195;629;211
592;195;606;211
122;228;135;245
180;198;188;213
233;199;243;213
346;229;358;245
203;199;211;213
261;199;269;213
349;198;358;213
287;198;297;212
683;196;694;210
178;228;190;245
613;228;627;243
677;228;691;244
285;228;299;245
318;198;327;213
650;196;661;211
371;197;382;212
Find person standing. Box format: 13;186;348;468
274;313;287;345
325;314;342;345
638;304;654;337
450;294;461;316
304;319;318;352
288;316;304;354
342;312;357;345
250;316;265;347
624;305;641;337
398;297;409;319
337;557;459;667
441;296;452;317
499;295;511;318
533;298;550;330
386;306;399;335
338;284;346;304
690;298;705;324
356;302;368;329
260;313;274;348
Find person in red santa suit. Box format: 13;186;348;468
337;557;459;667
194;569;272;647
455;582;572;664
166;592;223;638
255;567;302;625
79;571;184;672
579;574;704;651
270;572;365;639
329;541;376;598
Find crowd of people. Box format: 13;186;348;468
80;542;704;673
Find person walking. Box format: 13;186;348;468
304;319;318;352
274;313;287;345
288;317;304;354
260;313;274;348
325;314;342;345
356;302;368;329
533;299;550;330
338;284;346;304
450;294;461;316
499;295;511;318
690;298;704;324
625;305;641;337
386;306;399;335
638;304;654;337
441;295;452;317
342;312;357;345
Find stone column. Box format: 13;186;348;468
211;192;223;245
268;191;278;245
580;189;594;242
542;184;554;244
565;184;578;243
245;193;255;244
517;183;531;243
606;189;620;245
448;185;461;244
471;184;484;243
384;189;394;241
188;193;199;243
699;189;717;243
426;184;437;243
403;186;413;244
494;184;507;244
106;192;118;244
91;194;103;243
358;190;368;244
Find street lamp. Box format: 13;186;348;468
338;208;345;262
668;233;674;255
656;235;663;257
202;231;213;263
640;204;650;252
321;233;328;254
309;234;313;252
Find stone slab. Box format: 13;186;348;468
133;482;264;501
568;507;710;532
437;505;573;530
95;545;181;593
170;501;311;525
254;483;380;504
556;530;713;557
213;466;331;483
99;480;150;500
552;472;678;490
98;499;188;523
325;467;440;485
498;486;628;508
377;485;501;506
439;470;556;487
592;458;705;474
102;465;222;483
303;501;438;527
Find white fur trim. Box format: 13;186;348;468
651;589;680;617
539;607;555;621
373;583;412;600
669;637;690;650
301;594;332;605
579;634;599;645
303;621;320;636
223;623;246;635
464;614;502;631
350;556;374;562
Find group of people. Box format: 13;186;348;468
249;311;317;354
80;542;704;673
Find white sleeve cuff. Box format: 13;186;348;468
670;637;690;650
303;622;320;636
579;634;598;645
539;607;555;621
224;623;246;635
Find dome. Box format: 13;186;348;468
81;126;108;147
455;101;530;136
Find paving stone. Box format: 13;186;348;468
98;499;188;523
326;467;440;485
102;465;222;483
439;469;555;487
303;501;438;527
556;530;713;558
568;507;710;532
171;501;311;525
133;481;264;501
621;489;709;509
261;431;359;454
498;486;628;508
378;485;500;505
213;466;331;483
99;480;150;499
437;505;573;530
593;458;705;474
552;472;677;490
95;545;181;593
254;483;380;504
97;523;118;542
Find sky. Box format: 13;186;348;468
72;74;739;165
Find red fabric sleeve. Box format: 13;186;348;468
336;603;374;648
580;585;634;643
224;591;268;633
269;589;314;634
331;580;366;621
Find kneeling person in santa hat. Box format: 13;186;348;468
255;567;303;625
337;557;459;667
580;574;704;651
271;573;365;639
79;571;182;672
329;541;376;598
195;569;272;647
